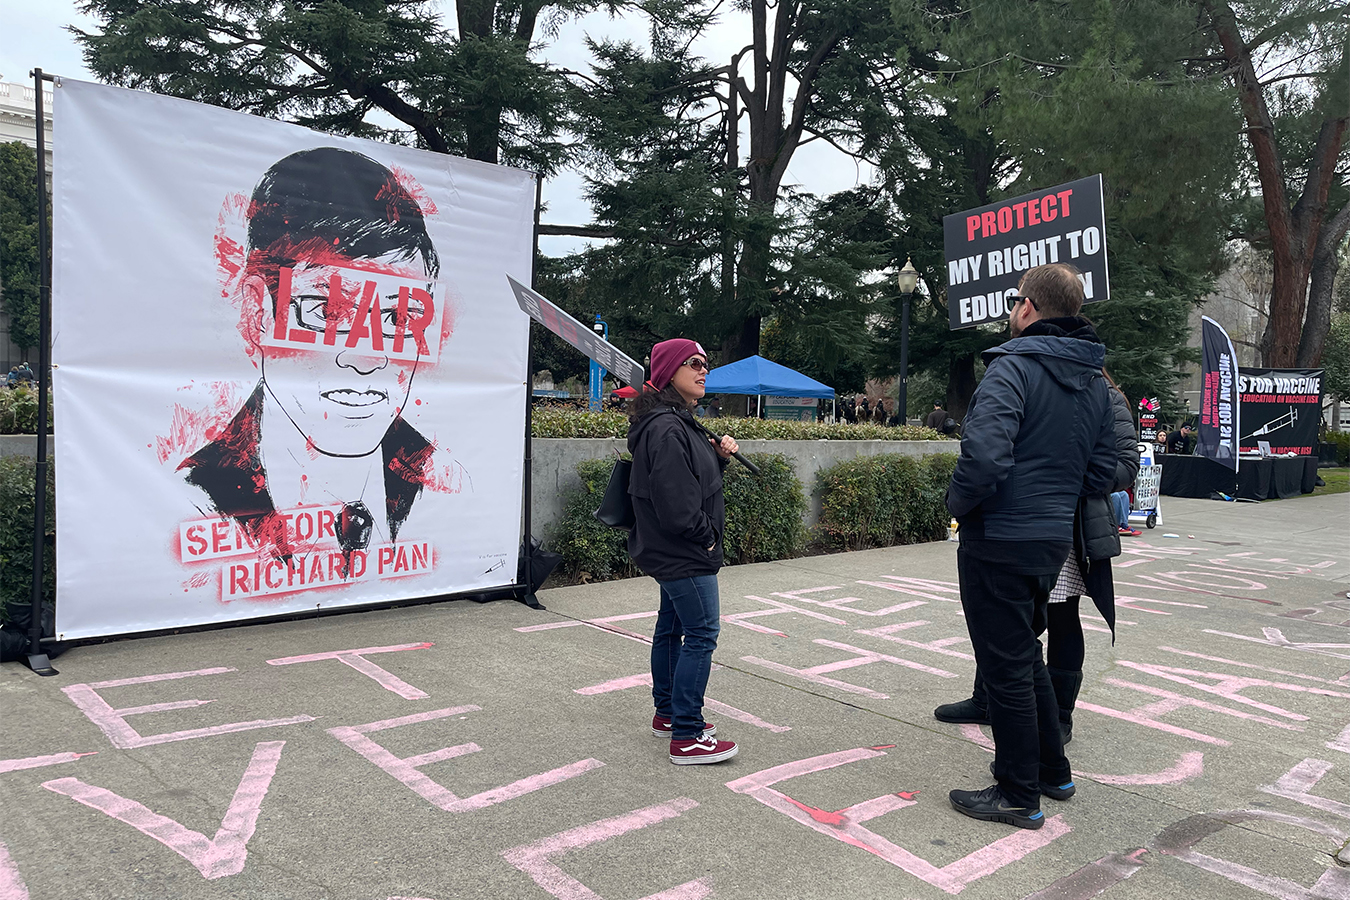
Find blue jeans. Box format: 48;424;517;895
1110;491;1130;529
651;574;721;739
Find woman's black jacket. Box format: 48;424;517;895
626;406;728;581
1076;388;1142;635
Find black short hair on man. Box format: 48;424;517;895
1018;263;1085;319
245;148;440;295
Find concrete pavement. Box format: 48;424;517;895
1;491;1347;899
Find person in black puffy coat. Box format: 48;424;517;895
937;371;1139;743
627;338;741;766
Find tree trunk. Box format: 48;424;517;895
464;115;502;166
946;352;978;424
1297;202;1350;367
457;0;505;165
1204;0;1347;368
722;0;838;375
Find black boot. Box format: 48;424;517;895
935;670;990;724
1048;667;1083;745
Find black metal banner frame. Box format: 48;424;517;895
515;173;546;609
25;68;57;676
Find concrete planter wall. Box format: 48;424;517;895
0;435;52;459
1;434;957;535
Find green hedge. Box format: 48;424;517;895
549;450;956;581
531;407;944;441
0;386;53;435
548;457;641;583
815;453;958;551
549;452;807;582
721;453;807;564
0;457;54;622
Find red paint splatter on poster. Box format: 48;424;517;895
389;165;439;216
156;382;249;466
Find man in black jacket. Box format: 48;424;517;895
944;263;1117;829
1166;424;1194;455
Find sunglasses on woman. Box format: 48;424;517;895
681;358;712;372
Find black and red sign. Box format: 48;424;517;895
1237;367;1323;456
1138;396;1159;443
1198;316;1239;470
942;174;1109;330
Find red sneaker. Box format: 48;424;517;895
651;715;715;738
1118;526;1142;537
669;734;738;765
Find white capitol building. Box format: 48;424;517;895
0;78;53;375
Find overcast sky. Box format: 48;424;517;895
0;0;873;257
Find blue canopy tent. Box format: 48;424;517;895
702;355;834;418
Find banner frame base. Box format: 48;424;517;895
23;652;58;676
46;582;541;649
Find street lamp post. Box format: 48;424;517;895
896;258;919;426
589;316;609;411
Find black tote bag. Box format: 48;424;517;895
593;457;635;530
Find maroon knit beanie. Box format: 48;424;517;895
648;338;707;390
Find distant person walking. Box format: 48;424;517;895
925;402;948;430
942;263;1117;829
627;338;741;765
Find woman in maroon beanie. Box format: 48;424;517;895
628;338;741;765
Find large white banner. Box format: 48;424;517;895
52;80;534;639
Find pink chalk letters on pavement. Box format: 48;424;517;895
0;752;96;774
267;642;435;700
742;638;959;700
62;666;316;749
327;706;604;812
41;740;285;880
0;841;29;900
1076;752;1206;786
726;748;1070;895
501;798;711;900
572;672;792;733
1155;808;1350;900
1262;758;1350;821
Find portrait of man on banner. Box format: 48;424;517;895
179;147;467;569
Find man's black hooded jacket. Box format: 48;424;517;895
947;317;1118;550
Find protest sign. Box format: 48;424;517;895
1139;397;1160;443
1197;316;1240;470
943;175;1109;330
508;277;644;386
1237;368;1323;456
52;80;535;639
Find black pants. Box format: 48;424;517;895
957;544;1072;807
972;595;1085;704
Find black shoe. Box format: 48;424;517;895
935;697;990;725
949;785;1045;829
987;763;1075;801
1041;778;1076;801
